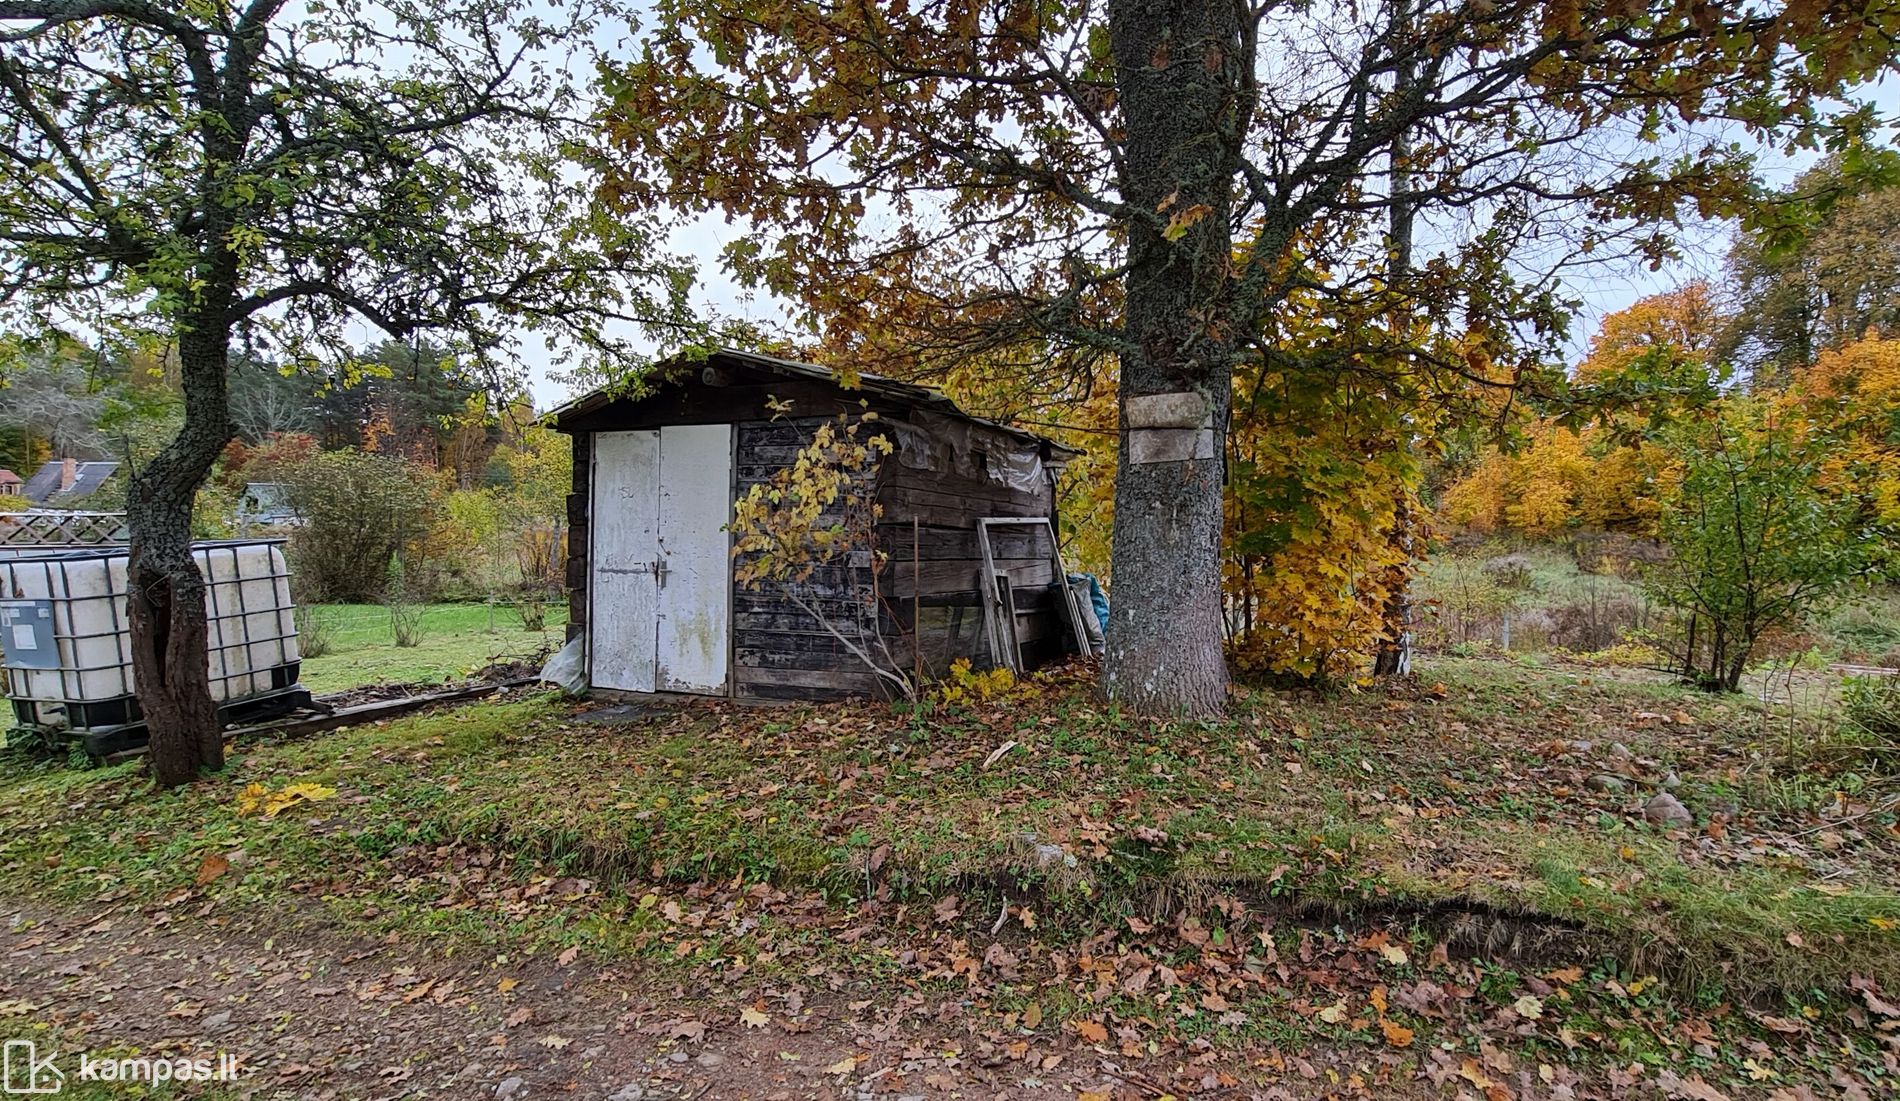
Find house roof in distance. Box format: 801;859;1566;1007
550;347;1082;457
0;469;20;485
22;459;118;503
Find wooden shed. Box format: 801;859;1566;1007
551;348;1089;701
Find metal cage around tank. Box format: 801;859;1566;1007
0;539;306;740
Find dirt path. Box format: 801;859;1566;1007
0;902;1411;1101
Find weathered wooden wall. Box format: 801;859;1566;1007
727;414;1073;697
564;431;592;644
731;418;888;701
875;431;1070;677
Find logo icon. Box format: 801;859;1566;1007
1;1040;61;1094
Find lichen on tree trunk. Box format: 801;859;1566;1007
1104;458;1230;715
1101;0;1243;717
127;327;235;787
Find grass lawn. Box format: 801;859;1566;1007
296;602;567;694
0;655;1895;1094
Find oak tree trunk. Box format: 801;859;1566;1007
128;327;235;787
1102;0;1244;716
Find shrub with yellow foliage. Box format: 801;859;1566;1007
1782;337;1900;540
1439;286;1721;542
1440;425;1671;539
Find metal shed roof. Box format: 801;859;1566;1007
550;347;1081;457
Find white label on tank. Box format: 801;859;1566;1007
11;624;37;650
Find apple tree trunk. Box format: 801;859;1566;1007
127;327;235;787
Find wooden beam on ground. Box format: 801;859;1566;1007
102;679;540;763
240;679;541;739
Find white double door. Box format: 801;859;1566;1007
590;425;732;694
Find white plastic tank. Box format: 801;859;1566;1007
0;540;302;732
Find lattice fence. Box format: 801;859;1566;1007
0;510;128;547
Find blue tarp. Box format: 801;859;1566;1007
1069;573;1109;634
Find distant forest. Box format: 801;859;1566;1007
0;337;531;493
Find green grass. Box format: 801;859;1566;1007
1417;542;1900;666
4;656;1895;1096
297;602;567;694
1819;587;1900;666
0;655;1893;1003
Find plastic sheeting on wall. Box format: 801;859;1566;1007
890;410;1051;494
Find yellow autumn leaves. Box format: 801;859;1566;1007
935;657;1018;705
1441;422;1669;539
1443;290;1900;546
730;414;891;589
1313;983;1415;1048
1224;360;1425;681
235;781;337;817
1786;338;1900;530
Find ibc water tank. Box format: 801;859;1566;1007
0;540;304;735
